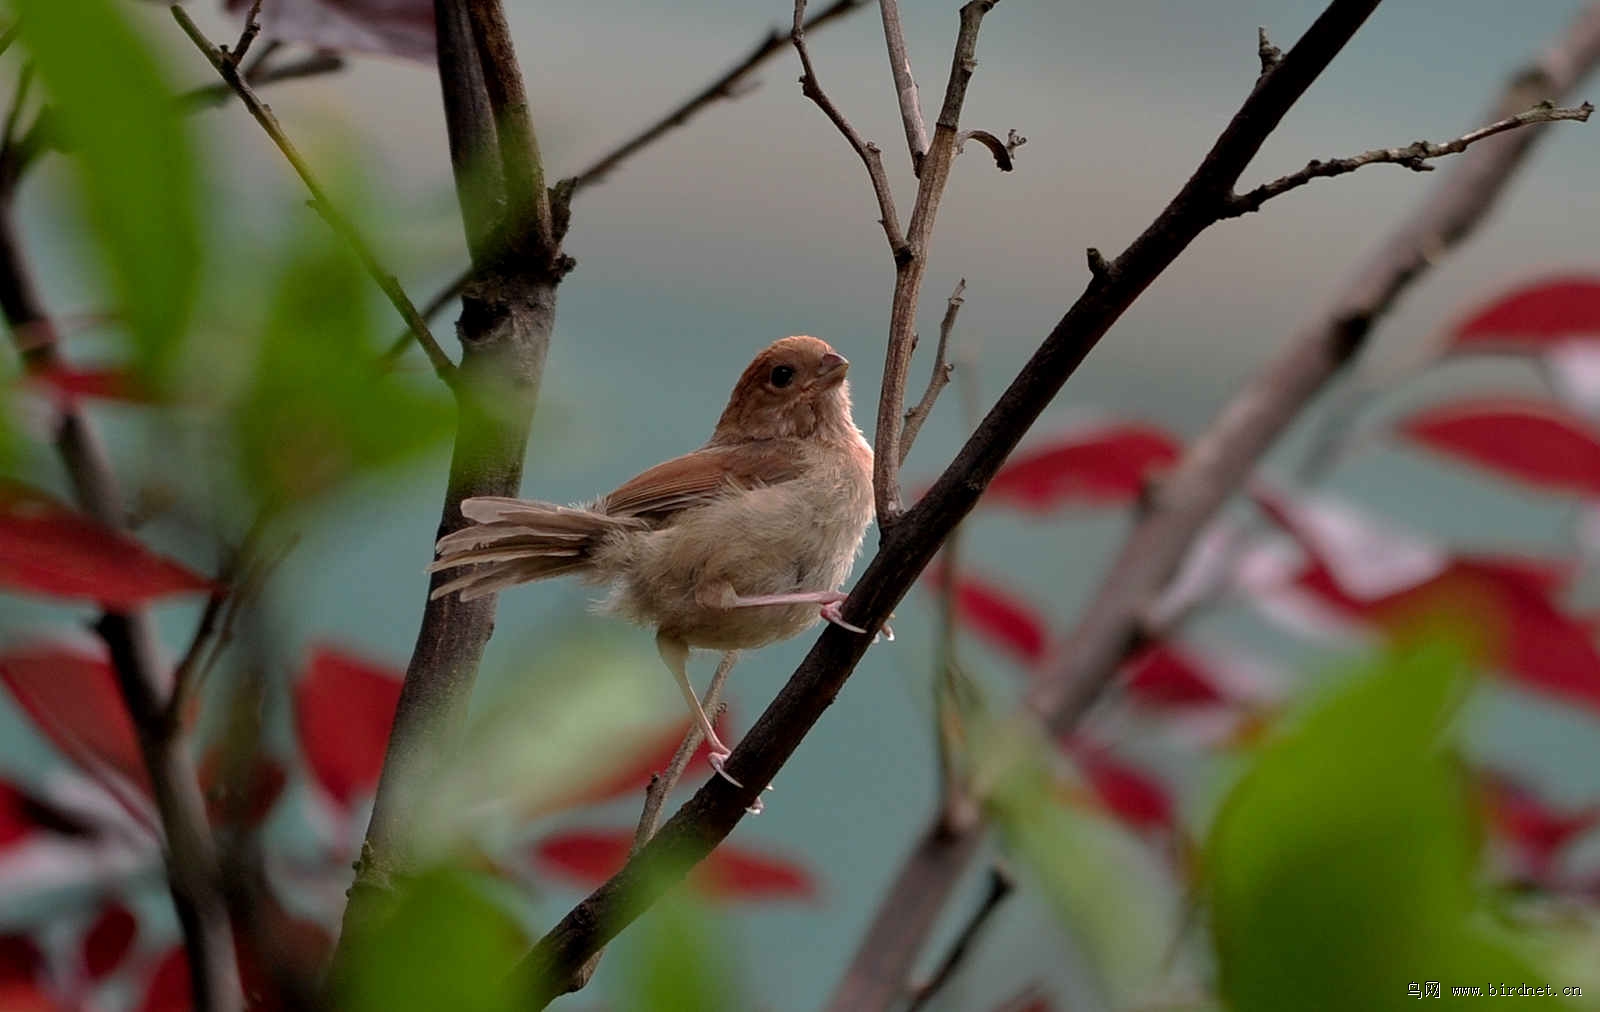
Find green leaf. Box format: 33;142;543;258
232;222;450;506
14;0;200;381
617;892;739;1012
337;866;526;1012
1207;634;1553;1012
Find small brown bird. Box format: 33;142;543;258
428;336;877;785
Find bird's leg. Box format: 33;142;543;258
657;631;742;788
711;587;881;637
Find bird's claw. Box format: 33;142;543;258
707;750;743;788
820;600;868;635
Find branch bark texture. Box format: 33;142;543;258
334;0;566;965
515;2;1383;1003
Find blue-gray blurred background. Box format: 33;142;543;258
6;1;1600;1009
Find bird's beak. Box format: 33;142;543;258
818;351;849;379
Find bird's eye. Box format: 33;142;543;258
769;365;796;388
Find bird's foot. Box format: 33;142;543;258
820;598;868;635
707;749;742;788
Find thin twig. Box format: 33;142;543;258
1227;99;1593;215
572;0;870;192
900;277;965;464
792;0;908;256
392;1;875;362
956;127;1026;171
516;5;1390;1004
874;0;1002;527
906;865;1015;1011
178;51;346;111
169;5;457;384
878;0;929;173
222;0;265;68
636;652;738;846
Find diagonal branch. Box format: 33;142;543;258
383;0;874;368
169;5;456;384
513;3;1388;1004
573;0;870;192
833;6;1600;1009
1226;98;1592;216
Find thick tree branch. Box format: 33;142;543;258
0;156;242;1012
513;3;1385;1003
834;6;1600;1008
899;277;964;464
333;0;566;975
170;6;456;384
1226;99;1592;216
792;0;908;256
878;0;929;172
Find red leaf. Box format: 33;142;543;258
984;423;1181;512
135;947;189;1012
530;710;733;816
689;843;817;902
1397;398;1600;498
198;749;287;828
0;644;149;798
81;902;138;981
28;366;148;403
1449;276;1600;352
924;564;1050;668
293;646;402;808
1480;771;1600;883
991;987;1056;1012
225;0;433;61
532;830;818;902
0;780;92;848
1295;558;1600;714
1122;645;1228;709
0;481;212;607
1060;740;1176;833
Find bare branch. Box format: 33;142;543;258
514;4;1388;1003
573;0;870;192
879;0;929;172
179;51;346;111
169;6;457;384
1257;26;1283;78
0;142;244;1012
900;277;965;464
906;865;1015;1012
1227;99;1593;215
825;8;1600;1007
874;0;1002;527
956;127;1026;171
222;0;265;68
792;0;908;256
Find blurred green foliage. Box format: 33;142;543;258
617;892;740;1012
1208;632;1549;1011
13;0;199;384
337;866;528;1012
231;223;451;509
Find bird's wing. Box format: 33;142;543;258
602;443;803;521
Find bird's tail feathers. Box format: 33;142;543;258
427;497;644;602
